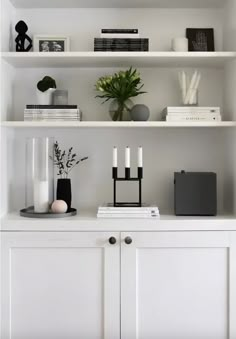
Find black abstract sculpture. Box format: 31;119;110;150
15;20;32;52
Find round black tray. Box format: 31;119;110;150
20;207;77;218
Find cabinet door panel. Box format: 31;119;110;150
121;231;236;339
1;232;120;339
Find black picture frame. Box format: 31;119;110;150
186;28;215;52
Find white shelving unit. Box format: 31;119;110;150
1;1;236;338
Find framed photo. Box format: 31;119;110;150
186;28;215;52
33;35;70;52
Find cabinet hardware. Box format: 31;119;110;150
124;236;132;244
108;236;117;245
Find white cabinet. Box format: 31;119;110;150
121;231;236;339
1;232;120;339
1;230;236;339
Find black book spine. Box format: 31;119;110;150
94;38;149;51
26;105;77;109
101;29;138;34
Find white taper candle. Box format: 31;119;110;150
125;146;130;168
138;147;143;167
113;146;118;167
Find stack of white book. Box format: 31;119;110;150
97;204;160;219
24;105;81;121
162;106;221;122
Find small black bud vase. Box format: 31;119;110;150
56;178;72;211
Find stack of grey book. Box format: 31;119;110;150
24;105;81;121
94;29;149;51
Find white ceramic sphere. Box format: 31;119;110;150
51;200;68;213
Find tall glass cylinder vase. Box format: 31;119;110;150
25;137;54;213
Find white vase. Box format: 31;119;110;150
37;88;56;105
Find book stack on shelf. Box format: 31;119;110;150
162;107;222;122
94;29;149;52
97;204;160;219
24;105;82;121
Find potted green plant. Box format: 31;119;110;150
37;76;57;105
95;67;146;121
51;141;88;210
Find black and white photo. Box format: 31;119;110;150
33;35;70;52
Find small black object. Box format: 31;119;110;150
174;171;217;216
112;167;143;207
15;20;32;52
109;237;117;245
186;28;215;52
124;236;132;245
56;178;72;211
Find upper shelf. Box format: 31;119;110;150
2;52;236;69
9;0;224;9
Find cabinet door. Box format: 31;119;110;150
1;231;120;339
121;231;236;339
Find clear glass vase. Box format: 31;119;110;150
109;99;134;121
25;137;54;213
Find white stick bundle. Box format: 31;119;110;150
179;70;201;105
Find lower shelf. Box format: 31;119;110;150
1;121;236;128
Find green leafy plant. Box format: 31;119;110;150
51;141;88;178
37;76;57;92
95;67;146;121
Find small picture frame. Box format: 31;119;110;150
186;28;215;52
33;35;70;52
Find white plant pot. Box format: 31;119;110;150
37;88;56;105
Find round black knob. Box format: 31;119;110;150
124;236;132;245
109;236;117;245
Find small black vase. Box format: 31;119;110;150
56;178;72;211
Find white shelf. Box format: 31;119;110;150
2;52;236;69
1;212;236;232
9;0;224;9
1;121;236;128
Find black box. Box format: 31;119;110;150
174;171;217;216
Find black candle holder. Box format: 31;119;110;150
112;167;143;207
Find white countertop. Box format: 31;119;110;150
1;212;236;232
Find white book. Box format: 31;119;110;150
24;109;79;113
163;107;220;114
97;213;160;219
98;207;159;213
100;33;140;38
165;113;221;122
99;203;158;209
98;210;159;215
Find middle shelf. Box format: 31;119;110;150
2;52;236;68
1;121;236;128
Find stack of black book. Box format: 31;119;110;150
94;29;149;52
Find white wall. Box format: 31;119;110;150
10;128;229;215
13;8;223;52
12;67;224;121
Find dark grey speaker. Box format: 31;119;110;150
174;171;217;216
